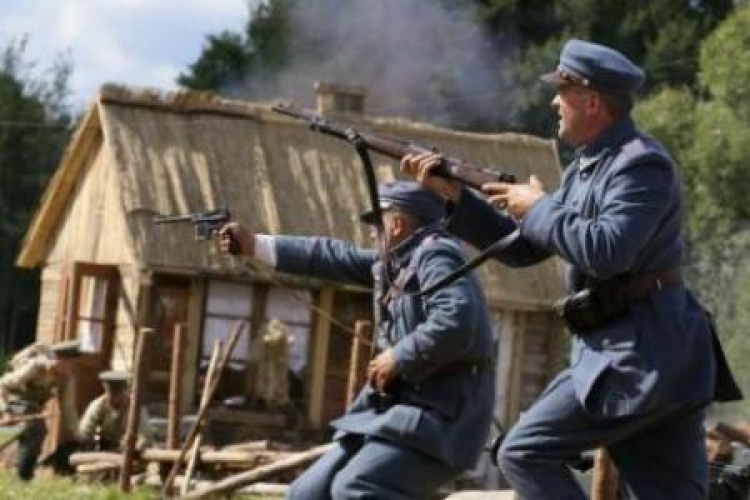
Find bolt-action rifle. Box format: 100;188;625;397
271;103;516;190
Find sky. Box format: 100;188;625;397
0;0;257;111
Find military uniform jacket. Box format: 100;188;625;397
78;395;153;448
447;117;716;418
274;226;495;469
0;344;79;434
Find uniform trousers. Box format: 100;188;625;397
287;433;461;499
498;370;708;500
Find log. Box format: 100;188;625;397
77;461;122;474
141;448;289;466
120;327;152;492
185;443;333;499
71;451;123;466
223;439;272;452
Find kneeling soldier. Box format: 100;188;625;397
78;371;154;452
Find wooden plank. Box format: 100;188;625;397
307;287;334;428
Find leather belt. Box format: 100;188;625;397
620;268;682;301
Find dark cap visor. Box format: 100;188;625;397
540;69;590;88
359;201;393;225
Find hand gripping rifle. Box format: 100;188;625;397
271;103;516;190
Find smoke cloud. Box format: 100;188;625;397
226;0;516;129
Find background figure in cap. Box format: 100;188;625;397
0;341;81;480
217;180;495;499
404;39;723;499
78;371;154;452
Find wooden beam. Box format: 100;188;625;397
307;287;334;428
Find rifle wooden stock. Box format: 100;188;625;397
272;104;515;190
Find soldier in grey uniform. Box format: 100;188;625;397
0;340;81;480
403;39;736;499
218;181;495;499
78;371;153;451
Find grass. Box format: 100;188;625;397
0;469;158;499
0;468;274;499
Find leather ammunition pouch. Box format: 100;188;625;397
555;269;682;333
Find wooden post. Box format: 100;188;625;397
167;323;186;450
346;320;371;405
162;319;246;496
591;448;619;500
181;341;223;496
119;327;152;492
308;287;334;428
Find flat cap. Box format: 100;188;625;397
541;39;645;94
99;371;131;387
360;181;444;225
51;340;81;358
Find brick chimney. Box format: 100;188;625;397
315;81;367;115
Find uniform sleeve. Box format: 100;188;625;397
274;236;378;288
391;241;483;383
0;358;50;414
446;187;552;267
78;397;105;442
521;156;676;279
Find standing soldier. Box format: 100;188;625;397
78;371;154;452
0;340;81;480
403;39;740;499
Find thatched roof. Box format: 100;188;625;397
18;84;564;309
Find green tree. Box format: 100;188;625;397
636;5;750;418
0;36;74;355
178;0;289;97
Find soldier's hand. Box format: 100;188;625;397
482;175;546;219
367;349;398;393
217;222;254;257
401;153;462;203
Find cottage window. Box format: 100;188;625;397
202;281;254;369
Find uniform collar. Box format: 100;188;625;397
385;223;441;269
575;116;636;171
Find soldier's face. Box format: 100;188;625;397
552;84;597;146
